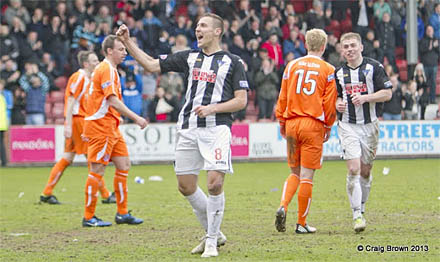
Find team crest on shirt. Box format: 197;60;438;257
103;154;110;162
362;69;370;76
217;60;225;67
159;54;168;60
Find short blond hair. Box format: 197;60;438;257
340;32;362;44
305;29;327;52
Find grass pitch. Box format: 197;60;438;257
0;159;439;261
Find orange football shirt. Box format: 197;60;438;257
84;59;122;138
64;69;89;117
275;55;337;128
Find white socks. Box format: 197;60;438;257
206;192;225;247
360;174;373;214
185;187;208;231
346;174;362;219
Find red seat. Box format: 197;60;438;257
54;76;68;90
54;118;65;125
395;47;404;59
399;70;408;82
396;59;407;71
50;91;64;103
340;19;352;33
52;102;64;118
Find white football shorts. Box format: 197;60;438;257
174;125;233;175
338;121;379;165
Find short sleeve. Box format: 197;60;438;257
100;66;119;98
71;74;85;99
373;63;392;92
232;58;249;91
159;50;190;73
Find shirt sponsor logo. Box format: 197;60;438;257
344;82;367;94
192;68;217;83
384;81;392;88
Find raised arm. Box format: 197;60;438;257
116;24;161;73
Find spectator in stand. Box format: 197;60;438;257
0;80;13;124
18;61;49;125
157;30;172;55
95;21;112;44
169;15;194;43
94;5;113;29
429;3;440;40
141;70;157;119
53;1;69;25
71;18;99;50
247;19;262;43
304;1;331;30
260;19;282;42
0;24;20;62
283;29;306;59
281;2;296;22
39;53;63;91
420;25;439;104
148;87;179;123
1;58;21;90
401;13;425;43
373;0;392;22
171;34;190;54
11;86;26;125
230;34;252;66
4;0;30;26
383;74;403;120
28;8;45;38
327;42;345;68
19;31;43;68
9;16;27;63
0;79;11;166
158;71;184;102
261;33;284;70
362;30;383;62
402;80;419;120
71;0;89;25
43;15;68;75
350;0;374;38
142;9;163;56
413;63;430;120
389;0;405;47
121;66;143;119
282;15;301;41
376;12;398;73
255;59;279;121
249;46;268;84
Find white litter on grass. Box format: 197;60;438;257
437;196;440;200
18;192;24;198
10;233;29;236
134;176;145;184
271;188;279;192
149;176;163;182
62;188;67;192
382;167;390;175
73;239;78;242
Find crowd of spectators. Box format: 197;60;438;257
0;0;439;128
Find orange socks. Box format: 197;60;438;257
280;173;300;212
114;169;128;215
84;172;102;220
99;178;110;199
297;179;313;226
43;158;70;196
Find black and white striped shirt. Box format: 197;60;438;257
159;49;249;129
335;57;392;124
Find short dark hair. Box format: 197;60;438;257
77;51;94;68
200;13;224;38
101;35;120;55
